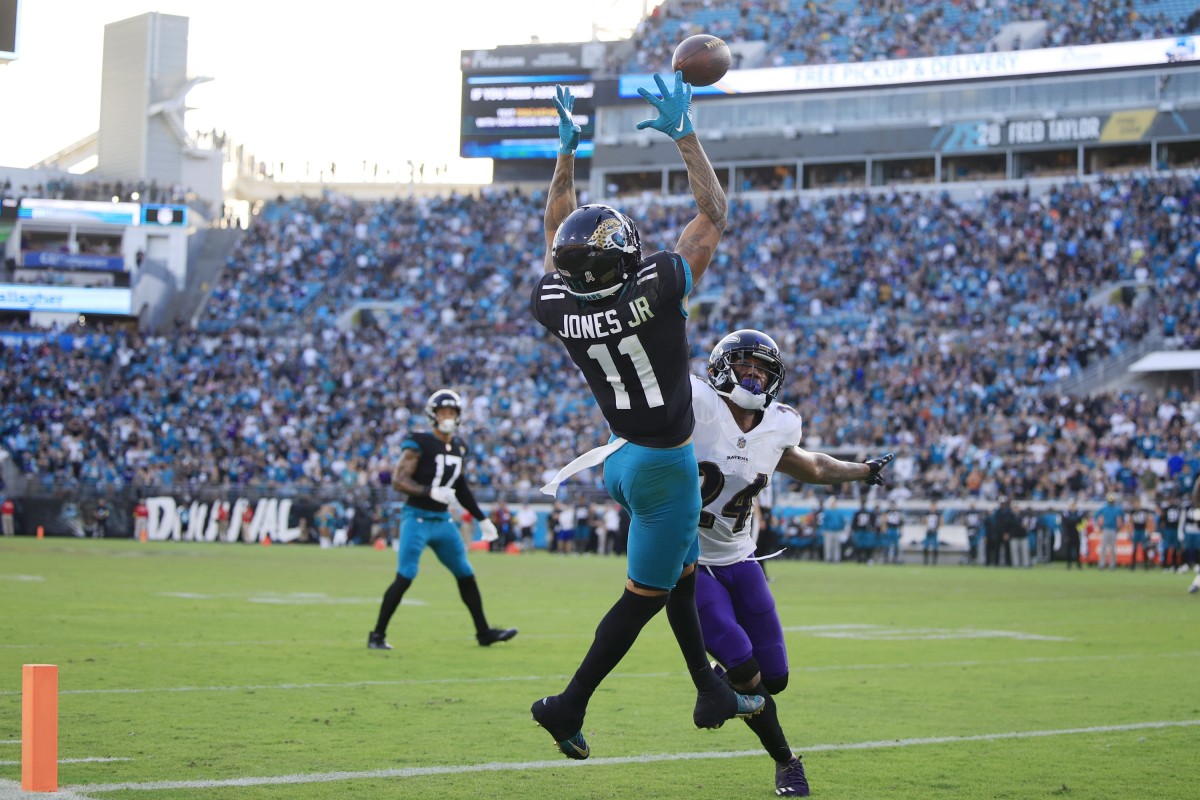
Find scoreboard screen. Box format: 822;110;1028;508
460;73;595;160
140;204;189;227
0;0;16;61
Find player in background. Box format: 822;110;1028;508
1017;504;1038;568
1158;488;1184;572
1128;496;1153;570
1059;498;1087;570
1187;475;1200;593
850;498;875;564
883;502;904;564
924;501;942;566
691;329;894;797
368;390;515;651
529;74;764;760
963;504;983;565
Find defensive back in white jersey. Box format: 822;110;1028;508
690;375;803;566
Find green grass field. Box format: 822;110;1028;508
1;538;1197;799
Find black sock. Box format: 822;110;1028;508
456;576;490;636
739;678;792;763
563;588;667;708
373;575;412;635
665;569;723;692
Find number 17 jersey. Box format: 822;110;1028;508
531;251;695;448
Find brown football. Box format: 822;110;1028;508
671;34;732;87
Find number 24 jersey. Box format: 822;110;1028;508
690;375;803;566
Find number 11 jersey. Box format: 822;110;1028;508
531;251;695;448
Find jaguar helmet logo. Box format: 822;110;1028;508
588;217;630;251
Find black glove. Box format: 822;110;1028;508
863;452;895;486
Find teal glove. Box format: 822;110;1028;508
635;71;694;141
553;85;580;155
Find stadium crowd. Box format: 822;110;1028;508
3;170;1199;507
620;0;1197;73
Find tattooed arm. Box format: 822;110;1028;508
543;154;578;273
673;133;727;286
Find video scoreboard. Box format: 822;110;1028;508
460;42;604;161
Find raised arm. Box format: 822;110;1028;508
635;72;727;285
672;134;727;286
544;85;580;272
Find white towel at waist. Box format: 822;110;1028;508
540;438;628;497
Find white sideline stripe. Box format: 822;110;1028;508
789;625;1071;641
0;779;98;800
0;741;18;745
3;650;1196;697
68;720;1200;793
0;758;131;766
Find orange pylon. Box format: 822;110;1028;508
22;664;58;792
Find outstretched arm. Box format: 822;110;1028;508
777;447;871;484
777;449;894;485
635;71;726;285
544;85;580;272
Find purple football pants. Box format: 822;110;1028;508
695;559;789;683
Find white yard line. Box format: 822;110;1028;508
65;720;1200;794
0;780;99;800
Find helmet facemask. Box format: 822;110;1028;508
425;390;463;434
707;331;786;409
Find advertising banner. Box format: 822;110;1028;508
0;284;132;314
619;36;1199;98
23;251;126;271
18;198;140;226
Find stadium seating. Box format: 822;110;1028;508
619;0;1197;75
3;172;1199;505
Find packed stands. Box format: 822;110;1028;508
619;0;1198;74
4;173;1199;505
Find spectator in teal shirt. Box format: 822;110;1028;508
1094;493;1125;570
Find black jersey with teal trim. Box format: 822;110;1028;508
531;251;694;448
1160;503;1182;532
402;431;469;512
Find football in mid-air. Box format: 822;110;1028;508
671;34;732;87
